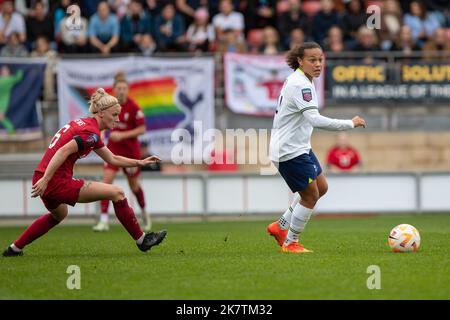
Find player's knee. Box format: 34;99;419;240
52;210;67;222
111;186;126;201
319;184;328;198
301;194;318;208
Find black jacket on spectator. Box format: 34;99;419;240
26;16;54;44
242;0;277;31
277;10;311;43
341;12;368;42
312;10;341;46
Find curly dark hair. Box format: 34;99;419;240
286;42;322;70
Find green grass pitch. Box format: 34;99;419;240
1;214;449;299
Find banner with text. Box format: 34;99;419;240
224;53;325;116
326;61;450;102
0;60;45;141
58;56;215;161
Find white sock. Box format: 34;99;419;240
285;204;313;245
100;213;109;224
135;232;145;245
10;243;22;252
278;193;301;230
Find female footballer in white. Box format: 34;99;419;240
267;42;366;253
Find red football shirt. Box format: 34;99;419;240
35;117;104;180
326;146;361;171
107;97;145;158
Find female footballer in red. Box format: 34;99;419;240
93;73;151;232
3;88;167;257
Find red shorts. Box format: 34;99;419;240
104;162;141;178
32;172;85;210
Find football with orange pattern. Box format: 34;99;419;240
388;224;421;252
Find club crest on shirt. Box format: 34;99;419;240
86;134;98;148
302;88;312;102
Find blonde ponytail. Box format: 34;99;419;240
88;88;119;114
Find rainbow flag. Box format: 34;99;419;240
71;76;186;131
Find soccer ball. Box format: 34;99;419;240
388;224;420;253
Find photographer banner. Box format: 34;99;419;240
0;59;46;141
224;53;324;116
326;61;450;103
58;56;215;161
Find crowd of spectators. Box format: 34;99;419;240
0;0;448;59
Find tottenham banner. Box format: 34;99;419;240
224;53;324;115
58;56;215;161
0;59;46;141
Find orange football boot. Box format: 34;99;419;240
281;242;313;253
266;221;288;246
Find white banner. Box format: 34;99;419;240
57;56;215;161
224;53;324;115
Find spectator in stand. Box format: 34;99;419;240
143;0;162;17
378;0;403;51
89;1;120;55
216;27;247;53
0;31;28;56
57;5;89;53
323;25;345;53
31;36;57;100
277;0;310;50
154;2;186;51
242;0;276;31
0;1;26;46
288;27;305;50
403;0;442;48
15;0;49;17
26;1;53;48
212;0;244;42
258;25;282;55
185;7;215;53
312;0;341;46
108;0;130;19
326;132;362;173
175;0;209;26
120;0;152;52
340;0;367;49
53;0;71;36
353;26;380;58
138;33;156;56
390;25;421;60
81;0;102;18
422;28;450;62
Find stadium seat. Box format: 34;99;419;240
247;29;264;53
365;0;383;8
302;0;322;17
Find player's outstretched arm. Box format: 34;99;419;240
303;109;366;130
31;140;78;198
95;146;161;168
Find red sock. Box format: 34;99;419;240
100;199;109;214
133;187;146;209
113;198;144;240
14;213;60;249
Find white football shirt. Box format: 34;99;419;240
269;69;353;162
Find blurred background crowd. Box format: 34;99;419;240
0;0;449;59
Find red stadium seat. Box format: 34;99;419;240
302;0;322;17
365;0;383;9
